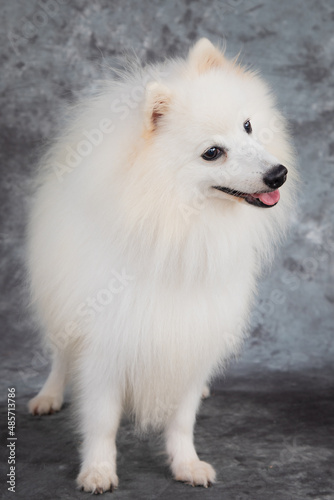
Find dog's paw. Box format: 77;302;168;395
77;462;118;494
201;385;210;399
173;459;216;487
28;394;63;415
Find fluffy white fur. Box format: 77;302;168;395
27;39;297;492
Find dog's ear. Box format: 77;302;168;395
144;82;172;133
188;38;226;74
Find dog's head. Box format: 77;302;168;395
142;38;294;209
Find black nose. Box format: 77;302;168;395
263;164;288;190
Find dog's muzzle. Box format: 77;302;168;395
213;164;288;208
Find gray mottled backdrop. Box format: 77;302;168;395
1;1;333;499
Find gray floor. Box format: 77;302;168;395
1;1;334;499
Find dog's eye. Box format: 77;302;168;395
201;147;224;161
243;120;252;134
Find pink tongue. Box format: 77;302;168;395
255;189;280;206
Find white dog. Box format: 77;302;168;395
27;39;297;493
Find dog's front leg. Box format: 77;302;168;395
165;382;216;487
28;346;68;415
76;355;122;494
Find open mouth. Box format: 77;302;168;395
213;186;280;208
